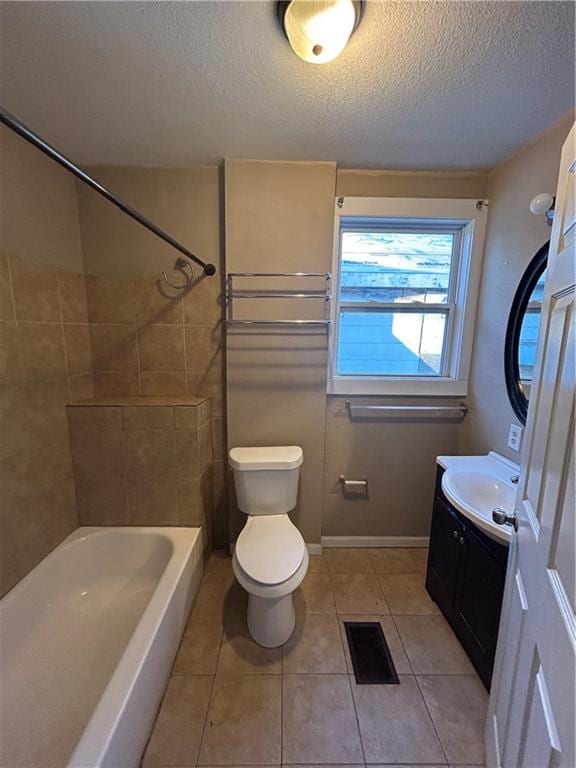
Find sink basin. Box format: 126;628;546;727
437;452;520;544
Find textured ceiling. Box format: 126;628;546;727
0;1;574;170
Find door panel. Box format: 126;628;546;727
486;124;576;768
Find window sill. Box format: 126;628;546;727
328;377;468;397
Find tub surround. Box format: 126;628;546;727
67;397;215;557
0;526;203;768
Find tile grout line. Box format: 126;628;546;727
55;268;73;401
195;603;227;767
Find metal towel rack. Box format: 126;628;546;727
0;106;216;277
345;401;468;419
226;272;331;327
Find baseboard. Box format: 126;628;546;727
306;543;323;556
321;535;430;548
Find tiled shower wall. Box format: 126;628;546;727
0;254;93;595
67;397;215;557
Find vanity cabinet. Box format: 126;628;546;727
426;466;509;689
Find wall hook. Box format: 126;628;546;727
162;257;195;289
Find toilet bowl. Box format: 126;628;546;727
229;446;308;647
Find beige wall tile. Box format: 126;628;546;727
68;405;124;479
198;419;212;474
211;416;226;459
0;254;14;320
185;323;222;374
124;427;199;477
63;324;92;375
126;476;180;524
0;321;21;382
174;405;201;429
143;675;213;767
68;373;94;402
85;275;140;324
16;322;67;382
75;476;128;525
140;371;186;396
10;257;61;322
93;370;139;397
135;277;184;325
179;469;214;527
187;371;224;415
183;276;224;325
90;324;138;371
121;405;174;429
282;674;363;764
138;324;185;371
198;675;281;765
57;270;89;323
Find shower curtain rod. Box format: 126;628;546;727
0;106;216;276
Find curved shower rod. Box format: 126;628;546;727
0;106;216;277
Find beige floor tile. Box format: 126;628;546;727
408;547;429;574
394;615;475;675
351;674;446;765
307;553;329;572
294;571;336;613
326;548;375;574
417;675;488;765
173;613;224;675
377;574;440;615
282;674;364;764
368;548;422;576
192;568;247;618
198;675;281;765
143;675;213;766
217;611;282;674
338;615;412;675
332;573;390;615
283;613;347;674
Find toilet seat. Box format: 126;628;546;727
235;514;306;586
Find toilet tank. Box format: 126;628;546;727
229;446;303;515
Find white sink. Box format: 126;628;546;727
437;452;520;545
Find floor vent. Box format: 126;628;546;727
344;621;400;685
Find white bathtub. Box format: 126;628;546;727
0;526;203;768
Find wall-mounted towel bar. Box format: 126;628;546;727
227;272;331;327
345;401;468;419
0;106;216;276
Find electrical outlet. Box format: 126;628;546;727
508;423;523;452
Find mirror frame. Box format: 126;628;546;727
504;241;549;425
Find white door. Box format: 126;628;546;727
486;125;575;768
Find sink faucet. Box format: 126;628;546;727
511;475;519;485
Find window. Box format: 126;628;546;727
329;197;488;396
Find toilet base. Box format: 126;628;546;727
247;592;295;648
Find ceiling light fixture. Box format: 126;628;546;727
278;0;364;65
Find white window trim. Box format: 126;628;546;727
328;196;488;396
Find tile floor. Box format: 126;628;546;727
142;548;487;768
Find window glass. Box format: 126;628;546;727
339;231;455;305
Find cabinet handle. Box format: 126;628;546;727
458;535;465;545
453;530;459;539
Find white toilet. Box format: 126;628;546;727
229;445;309;648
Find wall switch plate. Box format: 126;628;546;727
508;423;523;452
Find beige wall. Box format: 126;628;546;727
0;126;84;272
225;160;337;545
0;129;90;596
460;111;574;460
322;169;491;540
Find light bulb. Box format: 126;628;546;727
284;0;357;64
529;192;554;216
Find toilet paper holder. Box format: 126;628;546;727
339;475;369;495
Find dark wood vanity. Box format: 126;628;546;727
425;466;509;690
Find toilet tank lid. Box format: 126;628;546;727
229;446;303;471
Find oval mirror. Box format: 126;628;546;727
504;241;548;424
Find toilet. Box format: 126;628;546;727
229;445;309;647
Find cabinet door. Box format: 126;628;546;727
454;527;507;687
426;495;465;616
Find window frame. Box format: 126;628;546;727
328;197;488;396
